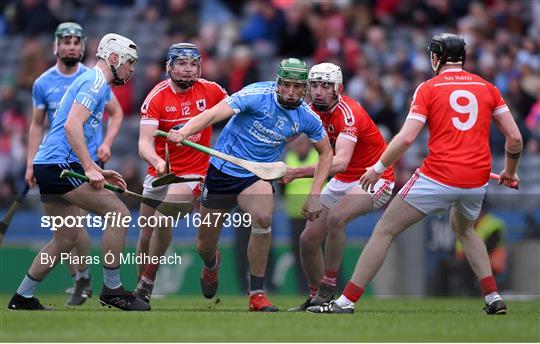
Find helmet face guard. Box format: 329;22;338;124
167;43;201;89
276;58;308;110
308;63;343;111
54;22;86;66
428;33;466;73
96;33;138;85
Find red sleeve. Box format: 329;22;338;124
140;84;163;125
487;82;509;117
407;82;430;123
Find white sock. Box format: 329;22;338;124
485;292;502;305
17;274;40;298
335;294;354;308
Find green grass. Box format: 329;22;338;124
1;295;539;342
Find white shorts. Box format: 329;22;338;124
398;169;487;221
142;174;203;200
320;177;394;210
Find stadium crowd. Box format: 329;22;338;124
0;0;539;199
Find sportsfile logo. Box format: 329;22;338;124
40;212;253;231
40;212;184;231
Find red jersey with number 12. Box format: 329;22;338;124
310;96;394;183
141;79;227;177
407;68;509;188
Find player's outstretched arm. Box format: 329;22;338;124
493;111;522;187
25;107;46;188
99;93;124;163
360;119;424;192
282;135;355;183
168;100;235;144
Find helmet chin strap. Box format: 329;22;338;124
110;65;125;86
171;77;196;89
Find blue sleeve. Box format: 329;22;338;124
74;79;103;113
32;81;46;109
225;90;262;114
301;106;327;142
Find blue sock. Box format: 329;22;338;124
76;268;90;280
103;266;121;289
16;273;41;298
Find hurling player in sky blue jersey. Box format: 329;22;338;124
167;58;332;312
24;23;125;307
8;33;149;312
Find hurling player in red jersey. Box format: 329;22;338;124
134;43;227;303
307;33;522;315
282;63;395;311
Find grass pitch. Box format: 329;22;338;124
1;295;539;342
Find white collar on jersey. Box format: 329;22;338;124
440;67;463;74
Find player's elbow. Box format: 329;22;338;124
398;133;415;147
333;160;348;173
64;118;76;139
507;131;523;149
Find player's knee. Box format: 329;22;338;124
55;234;78;251
326;211;346;231
300;231;318;251
196;238;215;255
252;213;272;229
138;227;152;243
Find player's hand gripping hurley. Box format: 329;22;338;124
153;130;288;180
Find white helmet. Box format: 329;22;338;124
308;63;343;94
96;33;138;69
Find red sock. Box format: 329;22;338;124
321;269;338;287
309;285;318;299
480;275;498;295
343;281;364;303
142;263;160;282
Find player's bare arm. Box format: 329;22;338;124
301;135;332;221
493;110;523;187
360;119;424;192
168;100;235;145
25;107;47;188
139;123;167;176
282;135;355;183
65;103;107;188
98;93;123;163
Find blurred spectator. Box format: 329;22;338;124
312;5;359;78
525;96;540;154
240;0;284;54
277;2;315;59
227;45;259;93
16;38;49;91
166;0;199;39
6;0;59;35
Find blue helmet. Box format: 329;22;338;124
167;43;201;89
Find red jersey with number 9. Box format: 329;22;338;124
140;79;227;177
407;68;509;188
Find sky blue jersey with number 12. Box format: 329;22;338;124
34;67;112;165
211;81;326;177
